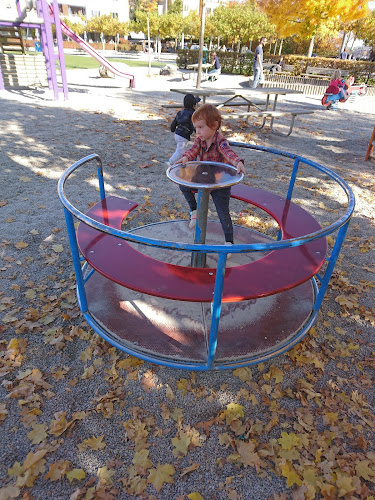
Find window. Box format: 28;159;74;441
91;10;100;17
111;12;119;18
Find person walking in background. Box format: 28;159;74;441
251;37;267;88
208;52;221;81
167;93;200;166
340;48;348;60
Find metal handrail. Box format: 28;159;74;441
57;146;355;256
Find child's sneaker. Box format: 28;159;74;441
189;210;197;229
225;241;234;259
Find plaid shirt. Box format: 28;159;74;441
181;131;244;167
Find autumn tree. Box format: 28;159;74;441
86;15;130;38
132;0;158;72
351;10;375;48
257;0;369;56
61;16;86;36
211;1;271;50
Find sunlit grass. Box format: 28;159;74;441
63;54;165;70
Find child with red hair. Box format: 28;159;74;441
177;104;245;248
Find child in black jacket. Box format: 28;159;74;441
168;93;200;165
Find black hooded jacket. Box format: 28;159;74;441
170;108;195;140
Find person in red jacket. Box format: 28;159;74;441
322;70;354;110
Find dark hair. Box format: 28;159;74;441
192;104;221;130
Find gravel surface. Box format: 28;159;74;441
0;65;374;500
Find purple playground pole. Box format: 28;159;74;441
0;66;4;91
38;0;59;98
51;0;68;99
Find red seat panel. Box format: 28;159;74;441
77;193;327;302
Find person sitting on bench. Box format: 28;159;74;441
208;52;221;81
270;56;285;74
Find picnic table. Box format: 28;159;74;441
186;63;213;81
168;87;312;136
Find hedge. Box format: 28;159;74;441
177;50;375;83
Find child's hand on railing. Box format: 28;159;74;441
236;161;246;174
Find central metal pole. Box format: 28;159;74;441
191;189;209;267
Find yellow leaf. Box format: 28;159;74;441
0;485;20;500
263;365;283;383
166;385;174;400
187;493;204;500
278;432;300;450
27;423;48;444
8;462;23;478
147;464;175;492
336;471;355;497
117;356;144;369
176;378;191;395
221;403;245;425
281;462;302;487
97;466;115;485
132;449;153;469
52;244;64;253
233;366;252;382
77;435;106;452
25;289;36;300
19;176;31;182
49;412;69;436
15;241;28;249
66;468;86;483
172;431;191;457
45;460;70;481
355;460;375;481
181;463;199;477
23;449;48;469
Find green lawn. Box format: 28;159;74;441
63;54;165;70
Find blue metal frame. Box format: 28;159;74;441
58;145;355;370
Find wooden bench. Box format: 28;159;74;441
365;126;375;161
221;109;314;137
76;189;327;303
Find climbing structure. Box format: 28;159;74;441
0;0;68;99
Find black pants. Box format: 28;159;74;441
179;185;233;243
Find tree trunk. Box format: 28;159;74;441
196;0;205;89
273;40;277;55
279;39;283;55
307;36;314;57
217;35;220;50
181;32;184;49
340;32;348;55
209;35;212;50
147;13;151;76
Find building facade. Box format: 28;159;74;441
58;0;130;23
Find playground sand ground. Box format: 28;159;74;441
0;64;375;499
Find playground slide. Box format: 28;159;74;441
57;17;135;88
